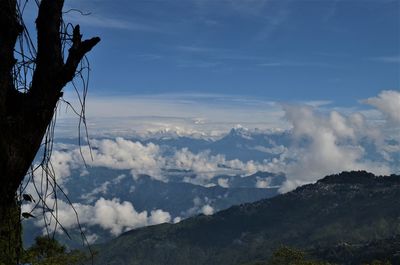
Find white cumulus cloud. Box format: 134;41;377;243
217;178;229;188
279;104;392;192
201;204;214;215
26;197;171;238
362;90;400;125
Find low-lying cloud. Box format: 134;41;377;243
46;138;282;187
23;197;171;238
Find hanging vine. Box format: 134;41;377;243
13;0;98;261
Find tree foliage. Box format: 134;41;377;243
22;236;87;265
267;247;331;265
362;261;392;265
242;246;393;265
242;247;333;265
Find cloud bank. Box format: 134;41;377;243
24;89;399;239
48;90;400;192
279;90;400;192
45;138;283;187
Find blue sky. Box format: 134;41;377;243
61;0;399;105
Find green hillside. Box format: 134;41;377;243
91;171;400;265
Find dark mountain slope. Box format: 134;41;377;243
92;171;400;265
311;235;400;264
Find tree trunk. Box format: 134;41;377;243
0;104;57;264
0;196;22;265
0;0;100;263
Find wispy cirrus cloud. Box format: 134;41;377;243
193;0;273;16
64;12;160;32
176;45;225;53
192;0;291;40
370;55;400;63
259;61;333;68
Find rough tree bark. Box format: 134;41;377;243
0;0;100;264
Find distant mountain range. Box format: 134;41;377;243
23;169;283;247
24;128;294;247
133;127;292;162
23;126;399;252
91;171;400;265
